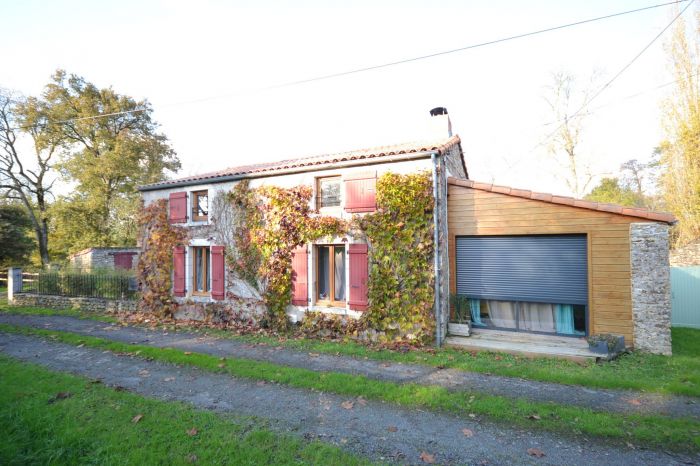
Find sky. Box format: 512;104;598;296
0;0;691;197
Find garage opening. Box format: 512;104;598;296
455;235;588;336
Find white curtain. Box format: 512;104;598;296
486;300;517;328
519;302;556;333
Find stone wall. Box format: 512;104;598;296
630;223;672;355
11;293;138;313
670;239;700;266
69;247;140;271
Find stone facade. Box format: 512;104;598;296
670;238;700;266
630;223;672;355
69;247;140;271
11;293;138;313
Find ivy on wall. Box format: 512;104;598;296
228;183;346;330
355;172;435;343
136;199;187;319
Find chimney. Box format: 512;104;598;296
429;107;452;139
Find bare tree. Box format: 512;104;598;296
0;89;62;266
544;71;598;198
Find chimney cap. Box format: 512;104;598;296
429;107;448;116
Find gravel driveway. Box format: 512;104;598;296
1;331;697;466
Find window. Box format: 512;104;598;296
468;299;586;336
192;190;209;221
316;176;341;209
316;245;345;306
192;246;210;295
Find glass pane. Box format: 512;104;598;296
317;246;330;300
519;302;556;333
485;300;517;329
195;248;203;291
205;247;211;292
197;193;208;216
334;246;345;301
320;179;340;207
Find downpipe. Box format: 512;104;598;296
431;153;442;347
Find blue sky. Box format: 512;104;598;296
0;0;687;195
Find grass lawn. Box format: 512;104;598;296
2;304;699;397
3;323;700;452
0;355;371;466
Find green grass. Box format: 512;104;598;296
0;354;372;465
3;323;700;452
0;305;117;323
3;305;700;397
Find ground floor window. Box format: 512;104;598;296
469;299;586;336
192;246;210;295
316;245;345;306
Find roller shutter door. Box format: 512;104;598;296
455;235;588;305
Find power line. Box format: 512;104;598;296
6;0;688;131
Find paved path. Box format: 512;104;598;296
1;331;697;466
1;313;698;421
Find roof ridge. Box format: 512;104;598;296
447;177;676;224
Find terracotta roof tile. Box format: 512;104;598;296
448;177;677;224
140;135;462;190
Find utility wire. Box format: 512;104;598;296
6;0;688;132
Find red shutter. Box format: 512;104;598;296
344;171;377;213
211;246;225;301
113;252;135;270
169;192;188;223
348;243;369;311
173;246;186;297
291;246;308;306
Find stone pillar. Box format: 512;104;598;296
7;267;22;303
630;223;672;355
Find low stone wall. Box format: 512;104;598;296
630;223;672;355
11;293;138;313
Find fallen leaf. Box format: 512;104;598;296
468;413;476;419
528;414;541;420
138;370;150;377
131;414;144;424
48;392;72;403
462;428;474;437
626;442;635;449
77;343;85;348
187;428;198;436
340;438;348;444
627;399;642;406
341;400;354;410
256;381;266;386
357;396;367;406
217;363;225;368
308;352;320;357
163;377;175;382
184;352;192;355
419;451;436;463
527;448;545;458
387;426;398;432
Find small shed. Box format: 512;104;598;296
68;247;140;271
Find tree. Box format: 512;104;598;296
585;177;645;207
544;71;598;198
0;203;35;267
32;70;180;253
0;89;62;266
658;12;700;246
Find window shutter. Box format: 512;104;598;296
113;252;135;270
344;171;377;213
173;246;186;297
169;192;188;223
211;246;225;301
348;243;369;311
291;246;308;306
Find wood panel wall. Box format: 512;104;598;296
447;185;648;345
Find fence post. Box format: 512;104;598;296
7;267;22;303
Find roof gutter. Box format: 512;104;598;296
138;150;442;192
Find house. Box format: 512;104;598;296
68;247;140;271
138;108;675;356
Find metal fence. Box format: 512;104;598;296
22;271;138;300
671;266;700;329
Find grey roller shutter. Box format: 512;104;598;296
455;235;588;305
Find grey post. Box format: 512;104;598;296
7;267;22;303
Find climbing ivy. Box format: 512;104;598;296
136;199;188;319
355;172;435;343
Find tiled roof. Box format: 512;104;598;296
140;135;462;190
447;177;677;224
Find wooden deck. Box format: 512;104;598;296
445;328;601;361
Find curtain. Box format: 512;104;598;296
555;304;576;334
519;302;556;333
334;247;345;301
486;300;517;328
195;249;203;291
469;299;483;326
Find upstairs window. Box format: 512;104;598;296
316;176;341;209
192;190;208;221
